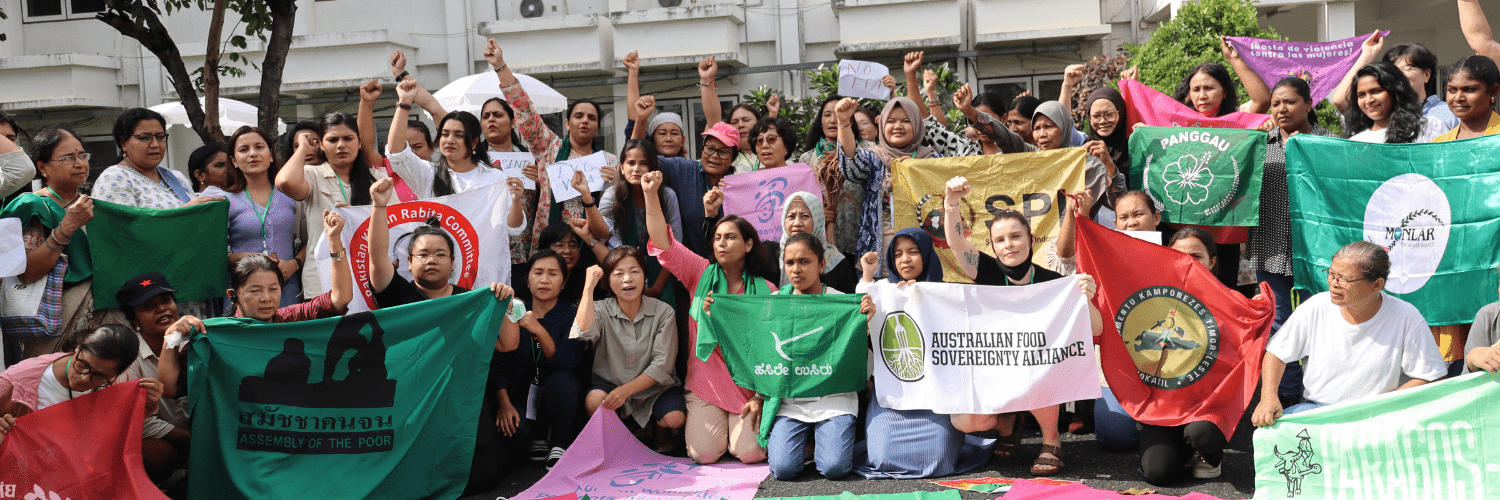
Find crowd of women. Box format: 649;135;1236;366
4;2;1500;495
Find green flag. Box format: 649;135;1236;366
701;293;868;445
1287;134;1500;326
185;290;505;499
1128;126;1267;226
88;200;230;309
1252;372;1500;499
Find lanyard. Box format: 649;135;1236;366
336;176;349;203
245;190;272;252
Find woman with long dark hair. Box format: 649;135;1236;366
187;143;236;193
799;95;867;254
204;127;305;307
643;169;773;465
1343;61;1446;143
588;139;680;301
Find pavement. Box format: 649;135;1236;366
461;407;1261;500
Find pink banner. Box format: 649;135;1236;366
722;164;822;242
1002;479;1232;499
1118;79;1271;130
510;408;769;500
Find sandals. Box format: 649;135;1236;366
1030;444;1066;477
992;413;1024;461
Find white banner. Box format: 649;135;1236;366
868;278;1101;414
316;182;514;313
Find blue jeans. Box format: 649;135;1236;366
1283;401;1324;415
1260;270;1306;403
1094;386;1140;451
767;414;855;480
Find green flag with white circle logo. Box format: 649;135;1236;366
1286;134;1500;326
1128;126;1267;226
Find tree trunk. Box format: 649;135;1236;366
97;1;218;145
203;0;228;141
257;0;298;135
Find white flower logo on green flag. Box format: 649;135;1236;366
1161;153;1215;205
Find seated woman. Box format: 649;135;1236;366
0;325;164;477
1252;241;1447;426
703;191;858;293
518;220;608;305
854;227;995;479
941;176;1103;477
573;247;685;445
758;232;858;480
514;250;588;468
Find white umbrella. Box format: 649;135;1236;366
428;71;568;119
148;97;288;134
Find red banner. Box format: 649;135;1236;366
1075;217;1275;437
0;381;167;500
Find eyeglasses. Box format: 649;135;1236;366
1326;270;1370;286
550;241;580;251
754;135;782;145
47;153;92;164
1399;65;1420;73
702;146;733;159
413;252;452;262
1089;112;1119;122
133;133;170;144
72;356;116;388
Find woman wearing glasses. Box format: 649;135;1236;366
1;126;100;359
93;108;223;209
629;95;740;260
0;325;165;477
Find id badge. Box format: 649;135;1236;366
526;383;541;420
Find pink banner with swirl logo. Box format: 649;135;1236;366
722;164;822;242
510;408;769;500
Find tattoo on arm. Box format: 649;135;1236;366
963;251;977;266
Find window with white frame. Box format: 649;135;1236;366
24;0;105;22
980;74;1066;108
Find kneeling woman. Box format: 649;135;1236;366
762;232;857;479
854;227;994;479
941;176;1103;477
573;246;685;441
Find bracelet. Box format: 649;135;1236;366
944;204;960;211
49;229;70;246
696;80;714;87
396;70;410;81
581;198;597;208
646;211;663;216
44;239;63;251
373;204;388;209
493;63;508;73
396;102;412;110
927;100;942;107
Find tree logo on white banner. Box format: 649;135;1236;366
879;312;925;381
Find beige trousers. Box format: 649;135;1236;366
684;391;765;465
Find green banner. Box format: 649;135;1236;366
185;290;504;499
702;293;868;445
89;199;229;309
1127;126;1267;226
1287;134;1500;326
1252;372;1500;499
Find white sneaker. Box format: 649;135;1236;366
1191;454;1221;479
546;447;566;470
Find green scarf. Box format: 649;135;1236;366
547;137;573;227
1;193;92;284
813;137;837;159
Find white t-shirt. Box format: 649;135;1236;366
1348;115;1448;144
35;364;70;409
1266;291;1446;405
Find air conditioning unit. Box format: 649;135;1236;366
658;0;682;6
520;0;545;18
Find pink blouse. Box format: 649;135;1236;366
647;231;776;413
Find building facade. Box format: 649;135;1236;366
0;0;1477;175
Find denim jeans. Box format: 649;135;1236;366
1260;270;1306;403
766;414;855;480
1283;400;1324;415
1093;386;1140;451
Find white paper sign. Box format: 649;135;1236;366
0;218;25;278
487;151;537;189
1121;230;1163;245
838;59;892;101
545;151;609;202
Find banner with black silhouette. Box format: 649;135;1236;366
184;290;505;499
865;279;1100;414
1251;372;1500;500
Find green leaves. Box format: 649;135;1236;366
1126;0;1280;104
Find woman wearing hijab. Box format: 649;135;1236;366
1083;88;1130;184
771;192;857;292
834;97;939;280
852;227;995;478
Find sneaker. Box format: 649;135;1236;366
1191;454;1221;479
546;447;566;470
529;440;549;462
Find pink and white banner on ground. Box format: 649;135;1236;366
1001;479;1232;500
510;408;770;500
722;164;822;242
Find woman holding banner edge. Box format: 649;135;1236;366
643;168;775;465
941;176;1103;477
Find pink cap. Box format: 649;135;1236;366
701;122;741;148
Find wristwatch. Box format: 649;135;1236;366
330;250;346;262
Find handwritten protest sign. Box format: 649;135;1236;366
546;151;609;202
722;164;822;242
838;60;892;101
487;151;537;189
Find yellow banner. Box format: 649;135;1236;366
892;148;1088;283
